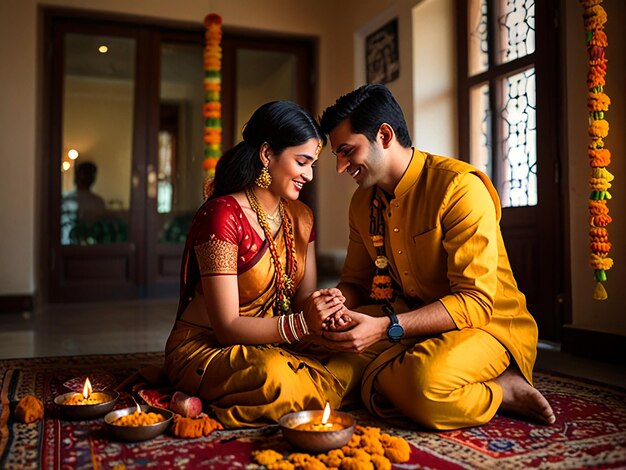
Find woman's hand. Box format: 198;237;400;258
302;288;350;335
320;310;387;353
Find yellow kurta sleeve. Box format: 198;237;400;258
438;173;499;329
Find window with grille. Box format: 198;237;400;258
464;0;537;208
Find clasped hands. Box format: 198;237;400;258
302;288;387;353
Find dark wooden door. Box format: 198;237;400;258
42;11;317;303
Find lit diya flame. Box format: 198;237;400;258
82;377;92;399
62;377;111;405
321;402;332;427
294;402;343;431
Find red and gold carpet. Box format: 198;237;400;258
1;352;625;469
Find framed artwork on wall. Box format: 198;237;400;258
366;18;399;84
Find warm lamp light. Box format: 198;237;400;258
62;161;71;172
98;45;108;53
68;149;79;160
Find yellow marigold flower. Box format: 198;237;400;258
346;434;361;447
360;435;385;455
288;453;312;465
317;449;343;468
584;5;608;29
587;92;611;111
588;119;609;138
342;448;371;462
592;167;614;181
252;449;284;466
588;137;605;149
268;461;295;470
590;253;613;270
588;177;611;192
300;457;327;470
339;457;374;470
370;454;393;470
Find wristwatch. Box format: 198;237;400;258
386;312;404;342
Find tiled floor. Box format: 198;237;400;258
1;299;625;389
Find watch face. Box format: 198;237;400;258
387;324;404;341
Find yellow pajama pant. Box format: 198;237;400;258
362;328;510;430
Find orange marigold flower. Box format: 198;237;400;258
590;241;611;254
589;227;608;242
587;148;611;167
203;158;219;171
587;70;606;89
381;435;411;463
589;213;612;227
588;119;609;138
588;199;609;215
581;0;602;8
203;13;223;26
370;455;393;470
589;28;608;47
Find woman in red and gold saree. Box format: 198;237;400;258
164;102;362;428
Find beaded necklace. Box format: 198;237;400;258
369;190;395;304
245;187;297;314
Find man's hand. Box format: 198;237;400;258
321;310;388;353
303;288;350;335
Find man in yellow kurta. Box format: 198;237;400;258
313;84;555;430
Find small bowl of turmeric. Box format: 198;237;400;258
104;405;173;441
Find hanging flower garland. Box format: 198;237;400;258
202;13;223;184
580;0;614;300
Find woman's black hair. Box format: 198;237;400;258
210;101;325;199
319;84;412;148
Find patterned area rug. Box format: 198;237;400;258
1;352;625;469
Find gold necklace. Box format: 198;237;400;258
245;187;297;314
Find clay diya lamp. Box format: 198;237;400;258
279;402;355;453
54;377;119;420
104;404;173;442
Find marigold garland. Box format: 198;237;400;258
580;0;613;300
203;13;223;186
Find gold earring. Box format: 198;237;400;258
255;166;272;189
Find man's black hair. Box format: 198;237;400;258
319;84;412;148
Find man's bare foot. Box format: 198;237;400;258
495;367;556;425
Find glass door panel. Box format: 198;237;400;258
60;34;135;245
158;42;205;244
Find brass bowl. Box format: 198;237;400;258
54;390;119;420
279;410;355;453
104;405;173;441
